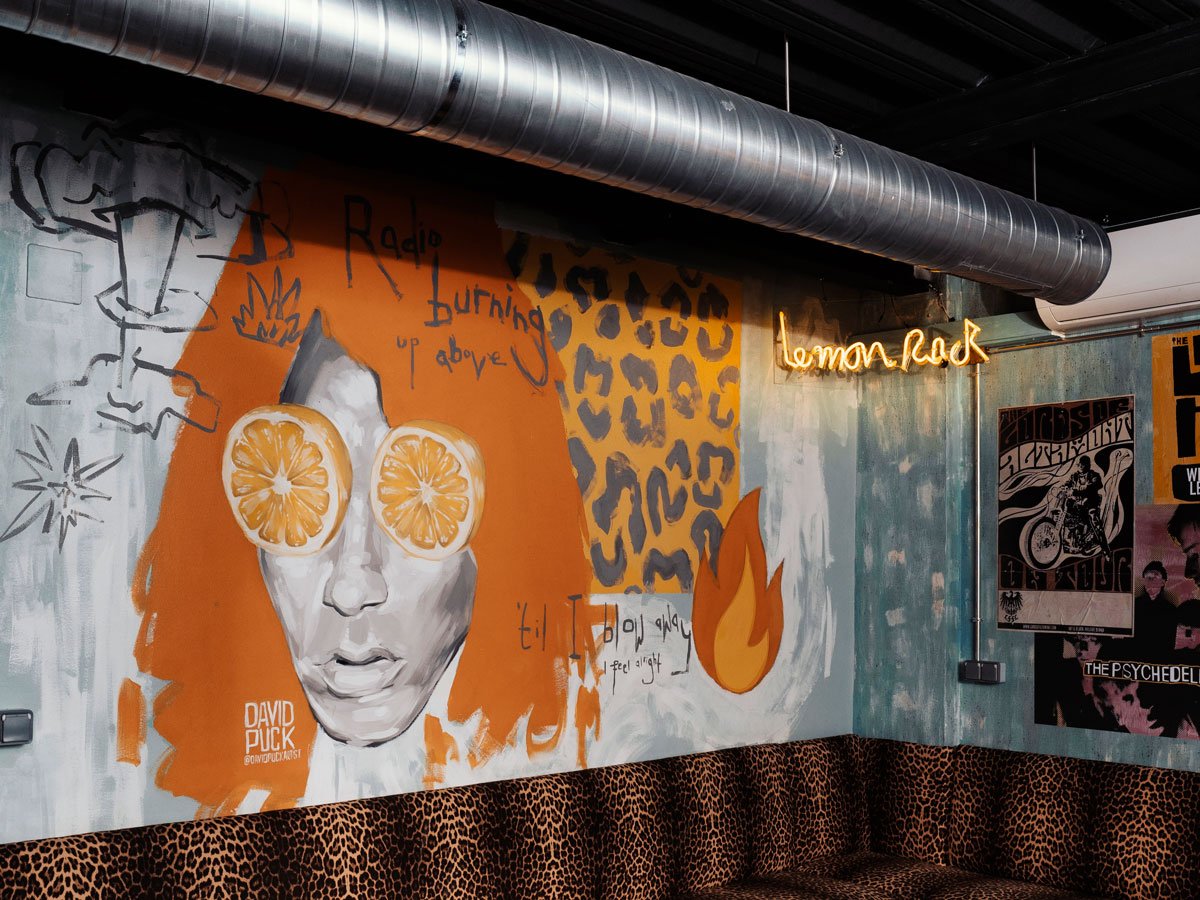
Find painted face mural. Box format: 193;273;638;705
0;118;831;847
242;315;479;745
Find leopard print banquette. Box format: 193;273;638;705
0;736;864;898
2;736;1198;899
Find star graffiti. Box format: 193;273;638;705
0;426;123;550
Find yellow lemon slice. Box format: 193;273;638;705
222;404;351;555
371;420;485;560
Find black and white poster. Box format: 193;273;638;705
997;396;1135;635
1035;504;1200;739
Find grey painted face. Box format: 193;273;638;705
261;316;476;746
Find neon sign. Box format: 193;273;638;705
777;311;989;374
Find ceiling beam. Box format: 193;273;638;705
1106;0;1195;29
492;0;890;117
703;0;985;94
907;0;1097;61
866;18;1200;160
1039;123;1200;198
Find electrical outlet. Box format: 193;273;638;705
958;660;1006;685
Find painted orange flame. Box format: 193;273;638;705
693;488;784;693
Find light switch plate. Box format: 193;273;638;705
0;710;33;746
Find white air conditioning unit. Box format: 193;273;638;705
1036;213;1200;333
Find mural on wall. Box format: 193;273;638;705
130;164;611;814
1035;504;1200;738
507;234;741;596
997;396;1134;635
1153;330;1200;502
0;99;852;845
11;122;257;439
1;426;123;548
692;488;784;693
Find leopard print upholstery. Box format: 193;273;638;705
738;737;868;877
688;874;880;899
856;737;955;865
0;829;143;899
736;741;798;877
688;852;1098;899
280;797;405;897
671;747;752;892
949;745;1102;893
591;760;676;899
1091;760;1200;900
2;736;1194;898
384;782;503;898
931;883;1101;900
144;812;286;897
497;770;598;899
690;885;1089;900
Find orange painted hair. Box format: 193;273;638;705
133;159;592;815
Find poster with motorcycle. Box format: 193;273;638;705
997;396;1135;635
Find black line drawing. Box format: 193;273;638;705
28;348;219;438
11;120;259;438
11;121;253;245
233;267;302;346
197;180;293;266
96;282;218;334
0;426;123;549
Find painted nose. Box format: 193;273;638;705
323;495;388;616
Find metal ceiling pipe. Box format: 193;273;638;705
0;0;1110;303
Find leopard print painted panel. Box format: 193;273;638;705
1091;762;1200;900
948;744;1102;893
592;760;677;900
858;739;955;865
671;748;752;892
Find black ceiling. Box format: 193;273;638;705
489;0;1200;230
5;1;1197;296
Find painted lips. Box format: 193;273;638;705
318;650;406;698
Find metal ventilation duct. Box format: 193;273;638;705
0;0;1110;303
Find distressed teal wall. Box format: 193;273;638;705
853;279;973;745
855;278;1200;771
